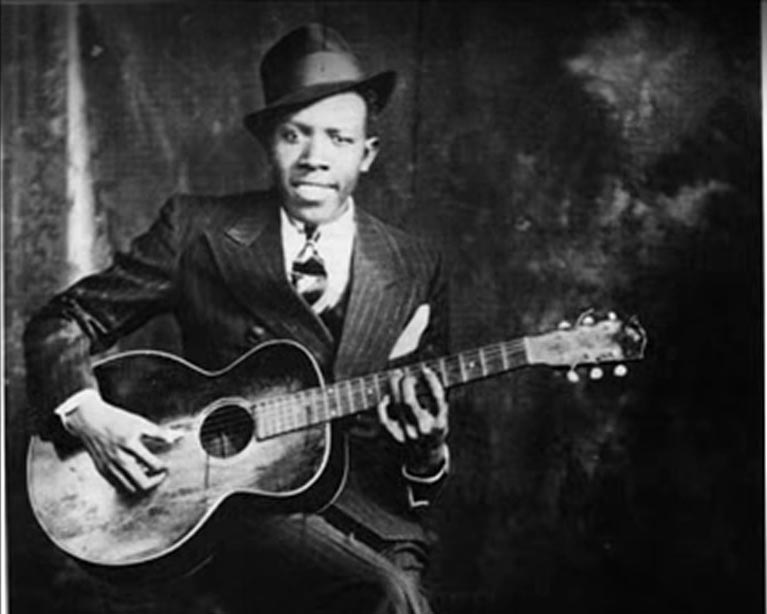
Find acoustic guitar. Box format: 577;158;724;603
27;310;646;578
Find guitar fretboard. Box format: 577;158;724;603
254;338;529;440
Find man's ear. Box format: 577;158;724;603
360;137;380;173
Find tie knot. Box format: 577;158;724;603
303;223;320;243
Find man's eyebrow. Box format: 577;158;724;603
278;119;358;135
327;127;355;135
278;119;308;131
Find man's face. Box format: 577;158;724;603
268;91;379;225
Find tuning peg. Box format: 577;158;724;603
608;311;617;320
590;367;604;380
566;368;580;383
576;309;596;327
558;320;572;330
613;364;628;377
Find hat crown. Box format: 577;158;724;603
244;23;396;138
261;24;365;106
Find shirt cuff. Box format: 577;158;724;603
401;444;450;484
402;445;450;508
53;388;100;431
406;486;432;509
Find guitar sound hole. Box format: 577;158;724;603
199;404;254;458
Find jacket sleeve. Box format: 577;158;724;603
23;196;187;440
399;246;451;509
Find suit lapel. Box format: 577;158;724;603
334;210;416;379
203;194;335;367
203;198;418;378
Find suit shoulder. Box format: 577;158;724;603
360;209;444;271
165;190;274;236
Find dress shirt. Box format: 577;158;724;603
280;199;356;313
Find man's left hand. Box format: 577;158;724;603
377;367;449;475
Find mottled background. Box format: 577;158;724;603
3;2;763;613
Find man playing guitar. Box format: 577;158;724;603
25;23;449;614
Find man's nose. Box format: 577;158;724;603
298;135;330;170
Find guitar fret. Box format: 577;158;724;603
369;375;380;405
306;391;316;426
271;400;281;436
447;356;460;387
292;394;300;428
316;388;328;421
493;343;507;373
277;398;286;431
304;397;311;426
284;400;291;430
512;340;525;368
345;380;354;414
359;378;369;406
479;348;487;377
330;385;340;417
325;389;334;419
467;350;482;380
302;392;312;426
333;388;340;418
298;393;310;429
457;353;467;383
320;391;328;420
255;401;267;439
289;397;298;430
280;398;290;431
501;341;509;370
350;379;361;412
438;357;448;386
302;394;312;428
375;372;385;404
361;378;371;408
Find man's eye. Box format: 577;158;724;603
280;128;299;143
331;134;353;145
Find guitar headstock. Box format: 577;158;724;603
525;310;647;379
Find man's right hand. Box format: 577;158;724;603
64;393;177;494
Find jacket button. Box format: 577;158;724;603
246;325;266;344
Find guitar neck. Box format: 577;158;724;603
255;338;530;440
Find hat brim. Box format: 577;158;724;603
244;70;396;139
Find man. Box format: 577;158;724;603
24;23;450;614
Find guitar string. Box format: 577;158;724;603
257;343;529;438
256;330;625;436
195;340;529;439
201;341;528;438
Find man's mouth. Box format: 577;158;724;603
291;181;338;201
292;180;337;190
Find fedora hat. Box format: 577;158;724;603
244;23;397;138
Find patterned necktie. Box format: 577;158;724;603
291;224;328;310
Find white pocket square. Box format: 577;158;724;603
388;304;430;360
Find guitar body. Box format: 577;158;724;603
26;340;347;577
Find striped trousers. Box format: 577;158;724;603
97;512;434;614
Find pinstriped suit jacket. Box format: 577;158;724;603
24;189;450;543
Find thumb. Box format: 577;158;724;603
139;416;181;444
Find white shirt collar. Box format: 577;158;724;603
279;198;356;243
280;199;356;312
